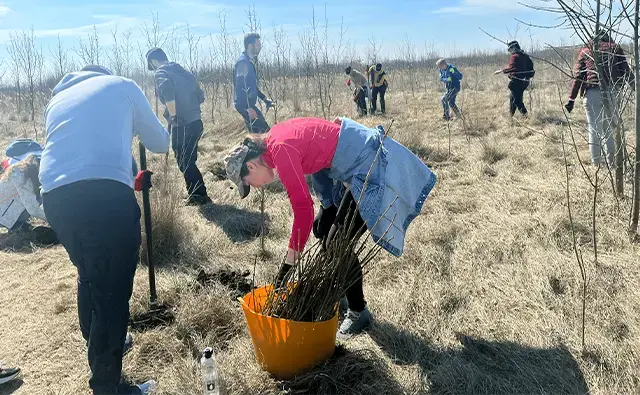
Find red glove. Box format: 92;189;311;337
134;170;153;192
346;79;351;86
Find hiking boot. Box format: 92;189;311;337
442;114;451;121
137;380;157;394
185;194;212;206
0;365;20;385
337;307;372;340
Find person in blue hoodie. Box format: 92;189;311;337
146;48;211;205
40;65;169;395
233;33;273;134
437;59;463;121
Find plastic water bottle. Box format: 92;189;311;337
201;347;219;395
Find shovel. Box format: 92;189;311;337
129;141;175;331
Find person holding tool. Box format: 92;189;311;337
368;63;388;114
233;33;274;134
224;117;436;338
146;47;211;205
346;66;369;116
40;65;169;395
494;40;535;118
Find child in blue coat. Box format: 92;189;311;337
437;59;463;121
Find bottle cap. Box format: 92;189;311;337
203;347;213;358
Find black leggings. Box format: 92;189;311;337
329;190;367;312
508;79;529;116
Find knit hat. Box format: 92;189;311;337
507;40;521;51
345;66;352;75
224;144;251;199
80;65;112;75
146;48;168;70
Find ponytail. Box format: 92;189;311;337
240;134;268;178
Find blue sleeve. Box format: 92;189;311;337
155;70;175;103
128;81;170;154
311;169;335;208
234;60;254;110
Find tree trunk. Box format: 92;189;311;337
630;0;640;233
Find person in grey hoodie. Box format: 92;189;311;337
146;48;211;205
40;65;169;395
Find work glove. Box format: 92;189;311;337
264;99;275;113
313;205;338;239
134;170;153;192
564;100;574;113
275;263;293;289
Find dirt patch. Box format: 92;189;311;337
197;268;253;298
209;161;228;181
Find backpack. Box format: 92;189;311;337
520;53;535;79
5;139;42;159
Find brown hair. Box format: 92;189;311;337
3;154;41;198
244;33;261;50
240;133;268;177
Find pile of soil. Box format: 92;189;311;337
197;268;253;298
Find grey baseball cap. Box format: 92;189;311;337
224;144;251;199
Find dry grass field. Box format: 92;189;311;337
1;65;639;395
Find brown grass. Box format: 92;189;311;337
0;65;639;395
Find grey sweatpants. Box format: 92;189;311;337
583;88;618;166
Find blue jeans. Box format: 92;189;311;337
238;106;270;134
441;87;460;119
43;180;142;395
172;120;207;197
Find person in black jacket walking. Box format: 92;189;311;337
146;47;211;205
234;33;273;134
494;41;535;117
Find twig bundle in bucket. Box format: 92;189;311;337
261;211;386;323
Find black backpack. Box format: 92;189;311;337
520;53;535;79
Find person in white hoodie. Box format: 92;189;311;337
40;65;170;395
0;154;46;231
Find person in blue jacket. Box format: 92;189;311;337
233;33;273;134
437;59;463;121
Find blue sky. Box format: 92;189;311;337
0;0;583;66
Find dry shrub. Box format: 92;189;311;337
139;157;205;267
285;346;405;395
174;284;246;353
481;141;507;164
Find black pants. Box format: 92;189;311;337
372;85;387;113
238;106;270;134
355;88;367;116
508;79;529;116
171;120;207;198
330;191;367;312
43;180;142;395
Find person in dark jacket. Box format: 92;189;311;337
234;33;273;134
494;41;535;117
564;32;635;166
437;59;463;121
368;63;388;114
146;47;211;205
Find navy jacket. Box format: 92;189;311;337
154;62;204;125
439;64;463;90
233;52;265;111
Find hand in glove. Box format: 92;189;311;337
134;170;153;192
275;263;293;289
564;100;575;113
312;205;338;239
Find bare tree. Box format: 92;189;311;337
7;34;22;116
217;10;237;108
365;34;382;65
12;29;44;122
50;35;71;81
75;25;101;65
627;0;640;234
184;23;201;76
108;27;125;76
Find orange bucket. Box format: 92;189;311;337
239;285;338;379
